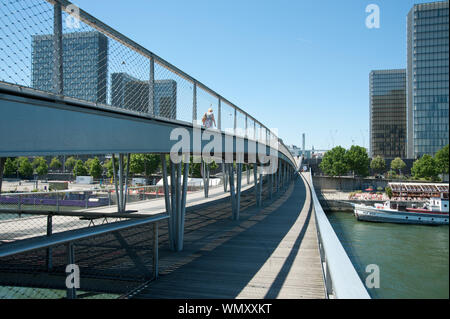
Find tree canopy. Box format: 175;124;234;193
65;156;77;172
390;157;406;175
73;160;88;177
17;157;33;179
435;144;449;175
319;146;349;177
370;156;386;175
50;157;62;170
89;157;103;179
411;154;439;181
344;145;370;177
129;154;160;178
3;158;17;177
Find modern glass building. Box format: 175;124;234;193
32;31;108;104
369;69;407;159
111;72;177;119
407;1;449;158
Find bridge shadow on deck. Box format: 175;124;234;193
133;175;322;299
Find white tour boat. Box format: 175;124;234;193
353;195;449;225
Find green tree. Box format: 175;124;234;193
411;154;439;181
73;160;88;177
0;158;5;193
435;144;449;176
129;154;160;178
385;186;393;199
49;157;62;171
65;156;77;172
35;161;48;178
3;158;17;177
32;157;47;169
89;157;103;179
85;158;95;172
370;156;386;176
390;157;406;175
344;145;370;177
319;146;349;177
17;157;33;179
104;157;119;178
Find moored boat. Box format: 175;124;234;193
353;194;449;225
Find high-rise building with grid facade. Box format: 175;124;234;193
111;72;177;119
32;31;108;104
369;69;407;159
406;1;449;158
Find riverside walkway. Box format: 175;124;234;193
128;173;325;299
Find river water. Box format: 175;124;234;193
327;211;449;299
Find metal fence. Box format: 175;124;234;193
0;184;216;212
0;213;167;299
0;0;295;166
306;171;370;299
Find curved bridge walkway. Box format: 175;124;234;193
128;174;325;299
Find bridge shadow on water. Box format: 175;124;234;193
134;175;317;299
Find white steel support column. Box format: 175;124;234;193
228;163;236;219
235;163;242;221
222;162;228;193
179;159;189;251
253;163;258;206
202;159;210;198
161;154;174;251
170;160;176;250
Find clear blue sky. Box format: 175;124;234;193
71;0;437;150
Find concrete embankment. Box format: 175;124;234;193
315;189;426;213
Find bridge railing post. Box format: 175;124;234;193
193;81;197;123
66;242;76;299
218;98;222;130
153;222;159;279
149;56;155;116
46;214;52;271
53;2;63;96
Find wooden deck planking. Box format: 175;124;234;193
134;174;325;299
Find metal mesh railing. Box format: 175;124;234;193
0;0;296;165
0;219;160;299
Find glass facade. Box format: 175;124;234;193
32;31;108;104
407;1;449;158
111;72;177;119
370;70;407;159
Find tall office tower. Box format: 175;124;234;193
302;133;305;156
111;72;177;119
369;69;407;159
407;1;449;158
32;31;108;103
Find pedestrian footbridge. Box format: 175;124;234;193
0;0;369;299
